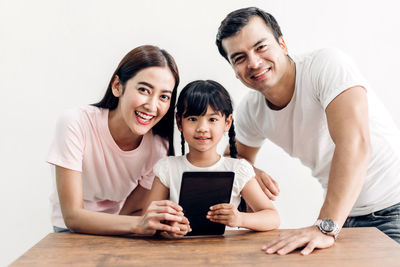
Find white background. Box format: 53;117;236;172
1;0;399;265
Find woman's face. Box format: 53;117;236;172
112;66;175;138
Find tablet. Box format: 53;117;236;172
178;171;234;236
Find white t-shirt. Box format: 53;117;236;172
153;155;255;207
47;106;168;228
235;48;400;216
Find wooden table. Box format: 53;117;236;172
11;228;400;266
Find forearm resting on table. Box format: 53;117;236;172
240;209;280;231
62;208;142;235
319;137;371;227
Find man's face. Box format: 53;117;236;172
222;16;289;95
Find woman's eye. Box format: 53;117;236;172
160;94;170;101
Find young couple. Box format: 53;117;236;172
48;7;400;255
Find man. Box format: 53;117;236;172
216;7;400;255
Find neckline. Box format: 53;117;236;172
100;108;148;156
183;154;224;170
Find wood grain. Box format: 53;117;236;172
11;228;400;266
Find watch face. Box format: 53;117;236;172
321;219;335;232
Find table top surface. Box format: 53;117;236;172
11;227;400;266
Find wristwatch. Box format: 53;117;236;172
314;219;340;239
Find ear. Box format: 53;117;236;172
224;114;233;132
111;75;123;97
176;115;183;132
279;36;288;56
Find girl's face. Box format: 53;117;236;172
178;106;232;154
112;66;175;138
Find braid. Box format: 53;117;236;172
228;119;238;158
180;131;185;155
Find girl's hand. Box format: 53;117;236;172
160;221;192;239
206;203;243;227
136;200;187;235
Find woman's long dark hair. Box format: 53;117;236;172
176;80;238;158
93;45;179;155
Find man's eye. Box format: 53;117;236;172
257;44;267;51
234;56;245;64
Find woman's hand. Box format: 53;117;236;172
136;200;188;235
206;203;243;227
159;221;192;239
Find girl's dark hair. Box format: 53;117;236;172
176;80;237;158
93;45;179;156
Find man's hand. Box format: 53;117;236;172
254;167;280;200
206;203;243;227
261;226;335;255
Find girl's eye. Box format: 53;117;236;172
138;87;150;94
210;118;217;122
160;94;170;102
188;117;197;122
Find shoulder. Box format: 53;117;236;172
58;105;102;126
155;155;184;168
222;157;253;172
150;132;169;151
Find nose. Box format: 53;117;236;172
196;119;208;133
247;52;262;69
144;96;157;113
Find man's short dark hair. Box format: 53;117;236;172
216;7;283;62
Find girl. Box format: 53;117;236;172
140;80;280;237
47;45;189;235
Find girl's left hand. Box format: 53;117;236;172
206;203;243;227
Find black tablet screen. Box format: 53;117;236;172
178;171;234;236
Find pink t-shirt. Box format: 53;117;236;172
47;106;168;228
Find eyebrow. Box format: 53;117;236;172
138;81;172;94
229;38;267;61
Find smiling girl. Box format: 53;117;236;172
47;45;189;235
131;80;280;237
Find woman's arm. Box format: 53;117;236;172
56;166;184;235
208;177;280;231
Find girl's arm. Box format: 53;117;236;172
56;166;184;235
208;177;280;231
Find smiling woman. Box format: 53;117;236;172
46;45;190;236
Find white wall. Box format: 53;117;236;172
1;0;399;265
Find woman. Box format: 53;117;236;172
47;45;189;235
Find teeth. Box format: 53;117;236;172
136;111;154;120
254;69;268;78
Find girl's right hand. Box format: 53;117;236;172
136;200;189;235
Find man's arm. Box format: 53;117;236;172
262;86;371;255
224;141;280;200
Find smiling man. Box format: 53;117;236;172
216;7;400;255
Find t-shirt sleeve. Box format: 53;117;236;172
310;48;369;110
139;136;169;190
234;93;267;147
47;109;85;172
233;159;256;193
152;157;170;189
